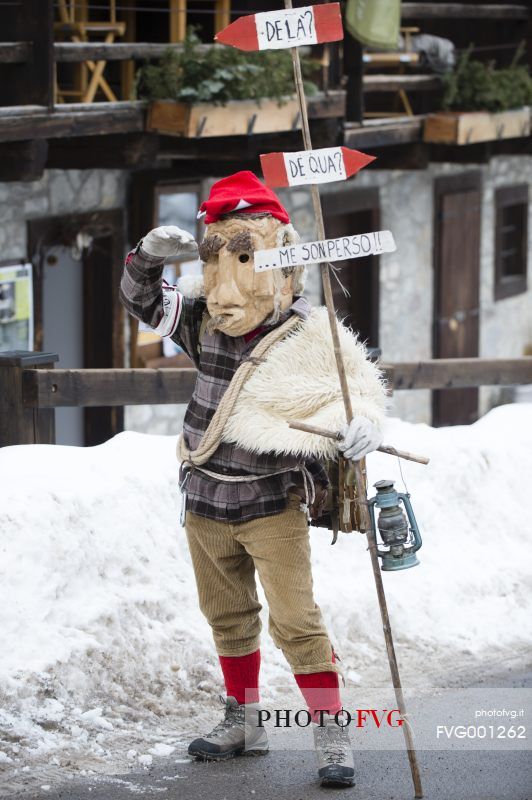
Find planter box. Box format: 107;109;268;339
424;107;530;145
147;96;301;138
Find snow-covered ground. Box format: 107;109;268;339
1;404;531;794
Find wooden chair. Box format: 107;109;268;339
55;0;126;103
169;0;231;42
362;27;421;117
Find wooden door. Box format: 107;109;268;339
28;210;125;446
82;210;125;446
42;243;84;445
322;188;380;348
433;173;481;426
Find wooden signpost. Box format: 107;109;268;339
215;3;343;51
216;4;424;797
254;230;396;272
260;145;375;187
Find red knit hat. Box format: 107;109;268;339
198;170;290;225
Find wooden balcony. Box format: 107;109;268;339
0;1;530;177
0;90;348;143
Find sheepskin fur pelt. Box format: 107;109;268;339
176;274;205;298
220;307;387;461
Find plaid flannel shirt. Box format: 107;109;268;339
119;246;329;523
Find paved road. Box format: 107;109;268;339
22;666;532;800
24;745;532;800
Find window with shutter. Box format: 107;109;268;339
494;185;528;301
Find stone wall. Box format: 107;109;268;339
0;169;127;261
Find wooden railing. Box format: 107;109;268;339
0;41;217;65
1;351;531;448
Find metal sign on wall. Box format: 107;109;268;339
0;262;33;351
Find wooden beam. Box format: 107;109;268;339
429;136;532;163
0;101;146;143
384;358;532;390
0;352;58;448
0;42;31;63
401;3;529;20
429;142;492;164
0;92;340;145
344;117;423;148
154;122;341;165
0;139;48;181
368;142;429;170
344;31;363;123
528;5;532;73
20;358;532;411
54;41;215;62
46;133;160;169
0;104;48;116
30;0;54;108
169;0;186;43
0;0;53;108
22;368;198;408
307;90;345;119
54;100;144;114
363;74;442;92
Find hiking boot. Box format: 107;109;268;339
188;696;269;761
313;713;355;786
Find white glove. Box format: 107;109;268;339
141;225;198;259
338;416;383;461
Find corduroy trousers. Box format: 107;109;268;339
185;505;339;675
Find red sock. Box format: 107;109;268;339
219;649;260;704
294;650;341;720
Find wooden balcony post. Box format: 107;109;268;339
0;0;54;108
0;351;58;448
343;30;364;124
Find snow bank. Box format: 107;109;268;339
0;405;531;774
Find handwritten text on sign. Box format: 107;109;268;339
256;7;318;49
285;147;345;184
215;4;343;52
261;146;376;188
254;230;396;272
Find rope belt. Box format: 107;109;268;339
188;464;296;482
180;462;316;522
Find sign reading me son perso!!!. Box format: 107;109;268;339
254;230;396;272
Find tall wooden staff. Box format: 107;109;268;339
218;5;423;795
283;5;423;796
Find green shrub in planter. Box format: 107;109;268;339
135;29;318;105
442;45;532;113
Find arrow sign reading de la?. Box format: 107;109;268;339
261;146;376;187
254;231;396;272
215;3;343;51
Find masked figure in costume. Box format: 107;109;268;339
120;171;386;787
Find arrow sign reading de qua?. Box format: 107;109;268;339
261;146;376;187
215;3;343;51
254;231;397;272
